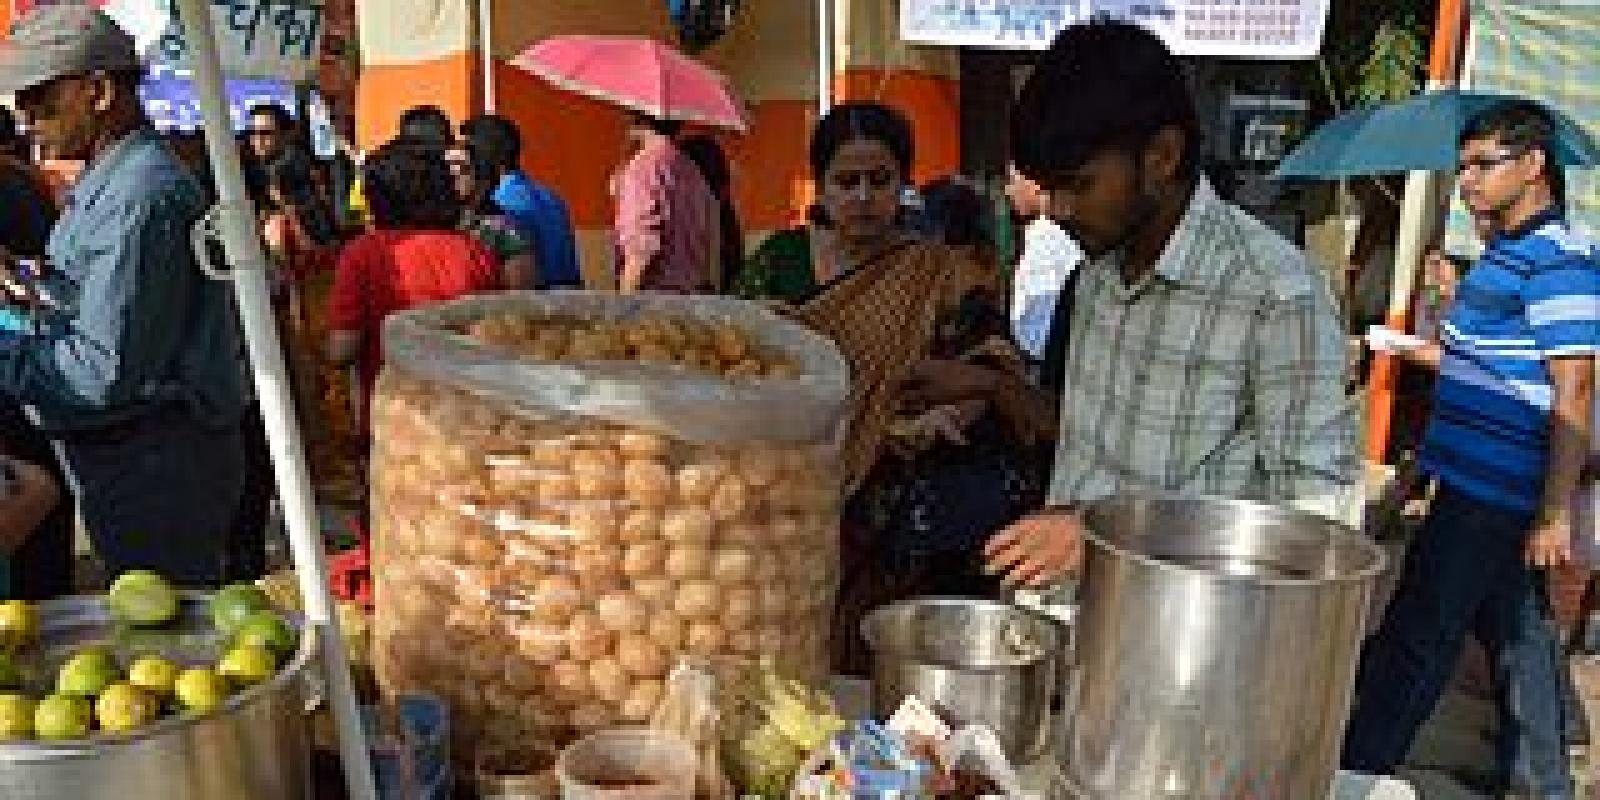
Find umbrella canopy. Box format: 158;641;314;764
511;35;749;132
1275;89;1600;179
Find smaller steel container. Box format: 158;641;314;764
862;598;1065;763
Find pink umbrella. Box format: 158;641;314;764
511;35;750;132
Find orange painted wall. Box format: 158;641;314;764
492;62;624;230
355;52;479;151
722;99;815;231
487;66;957;235
836;68;962;186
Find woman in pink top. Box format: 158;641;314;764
612;113;720;293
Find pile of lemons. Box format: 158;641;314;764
0;573;298;741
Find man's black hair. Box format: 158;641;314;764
460;113;523;173
1010;17;1201;185
1461;99;1562;199
397;105;453;147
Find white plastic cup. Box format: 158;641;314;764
555;728;697;800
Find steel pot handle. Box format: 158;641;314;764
301;668;327;715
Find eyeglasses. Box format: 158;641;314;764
245;128;277;138
1456;148;1528;175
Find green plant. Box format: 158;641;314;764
1317;0;1435;111
1354;20;1428;106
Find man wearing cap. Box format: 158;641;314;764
0;4;249;586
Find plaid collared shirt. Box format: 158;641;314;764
1046;178;1358;519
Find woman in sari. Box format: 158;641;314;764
788;104;1057;675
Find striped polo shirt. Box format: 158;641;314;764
1421;208;1600;514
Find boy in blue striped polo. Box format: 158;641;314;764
1342;101;1599;799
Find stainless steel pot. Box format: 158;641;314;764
862;598;1065;763
0;593;320;800
1063;492;1386;800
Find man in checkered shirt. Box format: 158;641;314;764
984;19;1357;586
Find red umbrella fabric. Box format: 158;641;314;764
511;35;749;132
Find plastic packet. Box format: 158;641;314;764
370;293;850;772
651;661;734;800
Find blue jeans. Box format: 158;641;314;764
1341;485;1574;798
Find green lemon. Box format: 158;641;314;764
209;584;272;637
217;644;277;689
56;647;120;698
232;611;296;657
33;693;91;740
127;656;180;697
0;600;39;651
94;682;159;735
0;693;34;740
107;570;180;628
172;667;230;714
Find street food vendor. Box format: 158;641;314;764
0;5;249;586
981;19;1358;587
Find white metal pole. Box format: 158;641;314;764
479;0;496;112
171;2;378;798
818;0;833;117
1385;163;1440;329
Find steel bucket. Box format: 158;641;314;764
0;593;320;800
862;598;1065;763
1063;493;1386;800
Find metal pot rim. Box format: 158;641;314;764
1081;491;1388;587
0;595;321;761
860;596;1065;663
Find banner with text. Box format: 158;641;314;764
900;0;1332;59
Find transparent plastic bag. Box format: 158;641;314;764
650;663;733;800
370;293;850;770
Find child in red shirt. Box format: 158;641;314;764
327;141;500;427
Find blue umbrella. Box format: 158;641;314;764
1275;89;1600;179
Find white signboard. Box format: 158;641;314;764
900;0;1333;60
91;0;323;82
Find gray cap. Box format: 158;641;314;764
0;4;142;95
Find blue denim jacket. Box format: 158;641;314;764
0;128;244;433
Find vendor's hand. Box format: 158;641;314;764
1527;515;1574;568
983;510;1086;588
902;358;999;408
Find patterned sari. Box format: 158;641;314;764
791;238;1049;675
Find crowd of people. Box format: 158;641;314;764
0;5;1596;796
